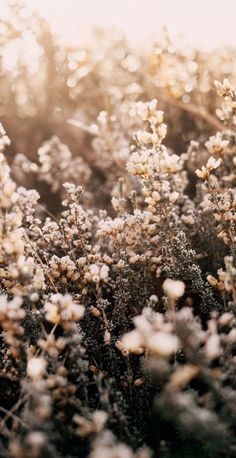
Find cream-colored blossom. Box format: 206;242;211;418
27;357;47;380
163;278;185;299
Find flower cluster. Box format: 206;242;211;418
44;293;84;327
215;79;236;127
119;306;179;357
0;11;236;458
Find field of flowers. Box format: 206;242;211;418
0;3;236;457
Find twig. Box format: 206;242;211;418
158;93;223;132
37;203;59;223
0;405;29;430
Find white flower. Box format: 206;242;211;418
100;264;109;280
205;133;229;155
89;264;100;277
205;334;221;360
136;99;158;121
147;332;178;356
135;130;152;144
26;431;46;448
27;357;47;380
163;278;185;299
196;157;222;179
92;411;108;433
158;151;181;174
169;191;179;203
206;157;222;170
97;110;108;125
127;150;150;176
121;330;144;353
44;294;84;324
157;123;167;140
214;79;234;98
0;295;25;321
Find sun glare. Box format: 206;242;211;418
1;0;235;49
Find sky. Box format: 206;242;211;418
1;0;236;50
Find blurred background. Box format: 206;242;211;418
1;0;236;50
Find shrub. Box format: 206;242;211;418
0;4;236;457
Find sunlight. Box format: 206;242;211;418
23;0;236;49
0;2;236;456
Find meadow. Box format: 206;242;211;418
0;3;236;457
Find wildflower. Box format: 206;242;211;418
169;191;179;203
0;124;10;152
205;334;221;361
195;157;222;179
168;365;199;389
1;24;236;457
147;332;178;356
205;133;229;155
136;99;158;122
135;130;153;144
163;279;185;300
127;150;150;176
120;330;144;354
214;79;235;99
158;152;181;174
27;357;47;380
26;431;46;449
207;157;222;169
44;294;84;325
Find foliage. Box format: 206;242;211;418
0;2;236;457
